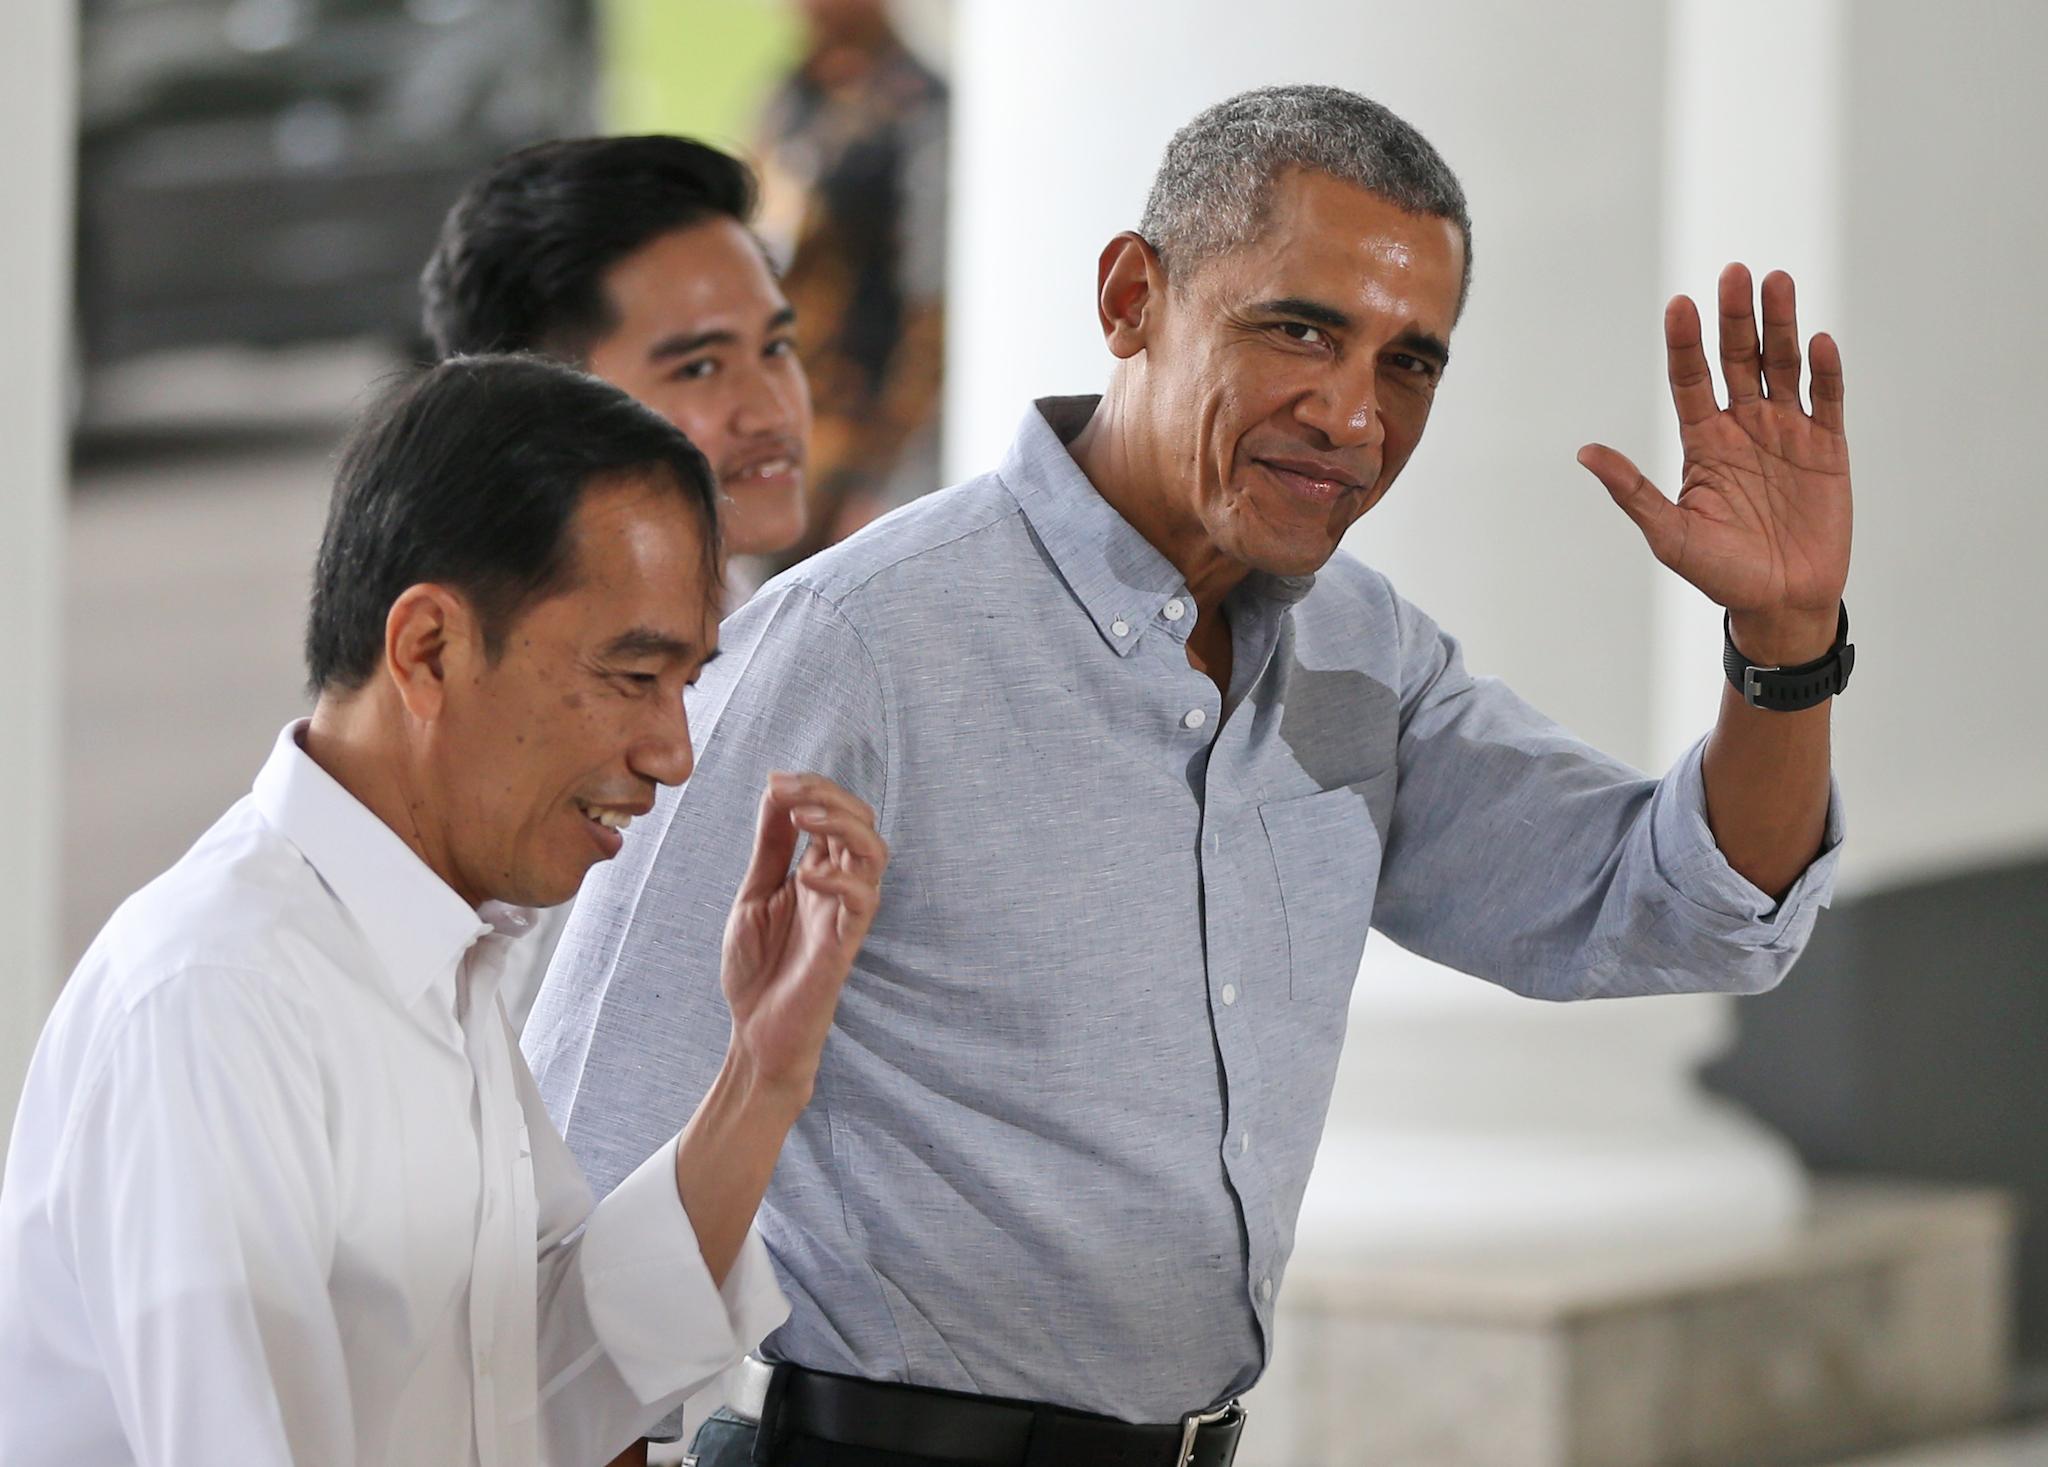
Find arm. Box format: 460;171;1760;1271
1580;264;1852;899
52;973;352;1466
525;772;886;1462
1370;592;1841;1002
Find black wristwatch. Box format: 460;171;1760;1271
1723;602;1854;711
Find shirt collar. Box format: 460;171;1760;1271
998;396;1315;656
250;721;536;1009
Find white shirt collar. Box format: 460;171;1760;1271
249;720;538;1009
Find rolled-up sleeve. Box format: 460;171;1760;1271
1371;587;1844;1001
570;1139;787;1405
1648;734;1844;947
529;1118;789;1465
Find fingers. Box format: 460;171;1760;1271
1809;330;1846;433
768;771;877;832
1663;294;1718;427
1758;269;1802;405
735;781;802;901
1717;262;1763;407
735;772;882;900
1577;443;1686;569
791;804;889;877
795;864;882;921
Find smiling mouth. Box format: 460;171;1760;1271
1255;459;1362;506
723;455;801;488
574;800;635;833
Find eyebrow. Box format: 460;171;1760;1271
600;628;718;664
1251;297;1453;369
647;305;798;363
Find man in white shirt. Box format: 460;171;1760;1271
0;354;888;1467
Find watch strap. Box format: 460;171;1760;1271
1723;602;1854;711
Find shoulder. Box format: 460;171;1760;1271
762;476;1026;616
53;802;349;1099
719;476;1030;676
88;798;348;1001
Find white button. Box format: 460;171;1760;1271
1239;1130;1251;1155
1183;708;1207;730
1111;618;1131;638
1259;1277;1274;1303
1220;983;1238;1006
1164;598;1187;621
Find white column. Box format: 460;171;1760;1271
1824;0;2048;891
1657;0;1846;764
0;4;73;1156
949;0;1806;1271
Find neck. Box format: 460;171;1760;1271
304;691;480;910
1068;372;1250;626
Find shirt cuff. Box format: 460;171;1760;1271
1649;735;1846;948
577;1136;790;1405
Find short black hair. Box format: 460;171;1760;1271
305;354;721;694
420;135;757;360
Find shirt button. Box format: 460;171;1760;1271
1183;708;1207;730
1259;1277;1274;1304
1220;983;1238;1006
1239;1130;1251;1155
1164;598;1187;621
1111;618;1131;638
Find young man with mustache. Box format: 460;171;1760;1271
423;135;813;597
529;85;1851;1466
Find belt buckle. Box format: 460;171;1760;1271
1175;1400;1243;1467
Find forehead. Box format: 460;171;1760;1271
554;479;718;639
1203;168;1465;331
598;217;788;343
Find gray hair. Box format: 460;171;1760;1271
1138;84;1472;312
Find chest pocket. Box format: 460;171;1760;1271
1258;770;1393;1002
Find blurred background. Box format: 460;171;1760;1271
3;3;2045;1465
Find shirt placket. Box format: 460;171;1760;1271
457;937;540;1467
1173;597;1286;1369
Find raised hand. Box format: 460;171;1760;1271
719;772;887;1100
1578;264;1852;662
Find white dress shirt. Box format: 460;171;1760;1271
0;723;787;1466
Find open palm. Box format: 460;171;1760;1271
1580;264;1851;617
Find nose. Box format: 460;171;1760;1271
729;354;799;440
632;690;696;789
1298;359;1385;453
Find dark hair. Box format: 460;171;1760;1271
305;354;721;694
420;135;758;360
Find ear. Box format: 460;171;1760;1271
384;584;478;723
1096;231;1166;361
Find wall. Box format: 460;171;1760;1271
0;3;74;1155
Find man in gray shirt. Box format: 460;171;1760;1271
527;84;1852;1467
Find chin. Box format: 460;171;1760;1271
1221;521;1343;579
724;484;808;558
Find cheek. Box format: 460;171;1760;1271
655;397;732;469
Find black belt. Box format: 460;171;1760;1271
733;1357;1246;1467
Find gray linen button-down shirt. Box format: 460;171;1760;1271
525;395;1843;1424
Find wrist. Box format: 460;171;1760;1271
710;1042;814;1128
1726;607;1840;667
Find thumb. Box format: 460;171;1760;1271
735;777;801;902
1578;443;1684;568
